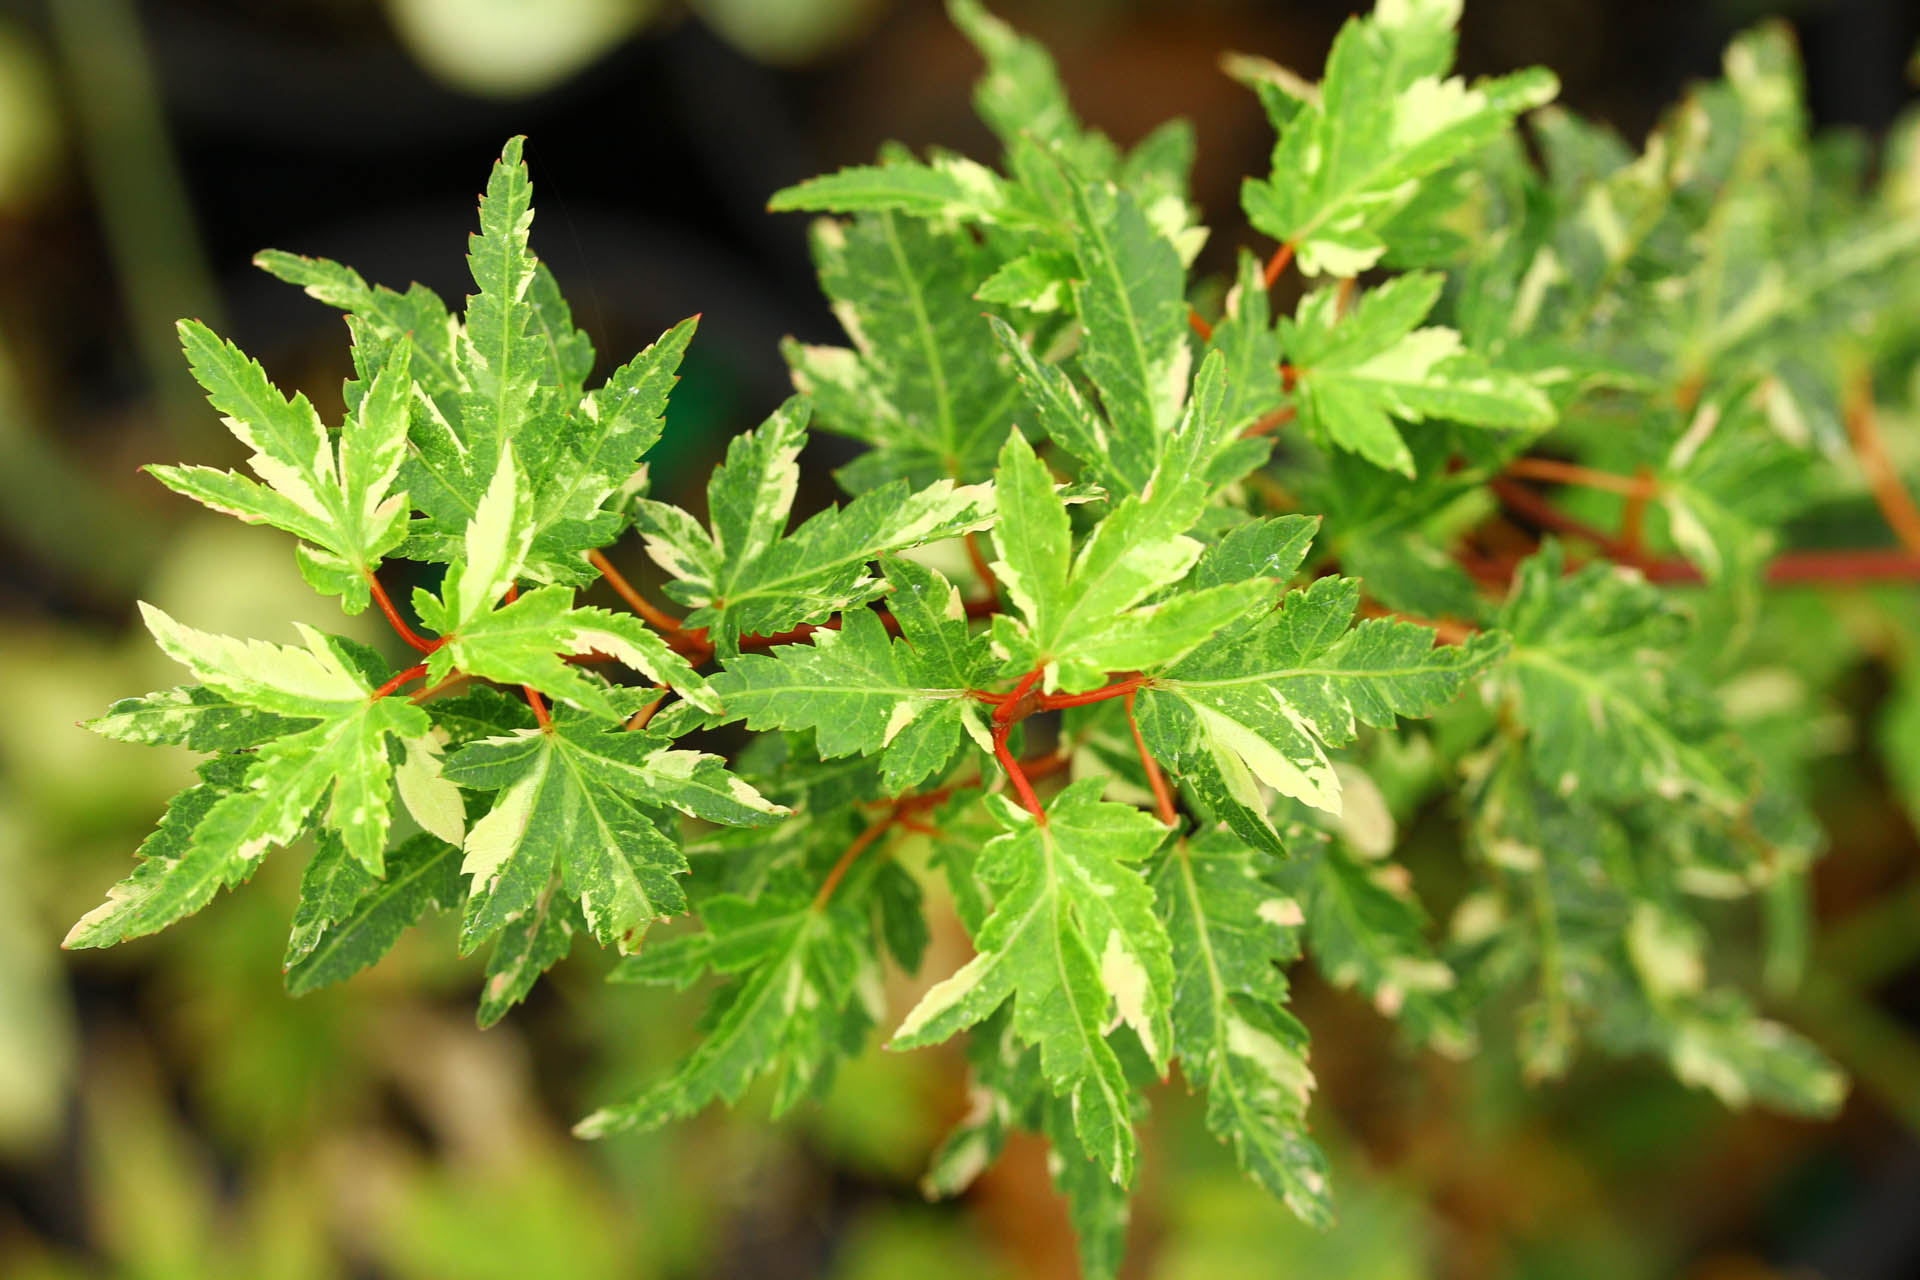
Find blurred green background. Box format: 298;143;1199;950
4;0;1920;1276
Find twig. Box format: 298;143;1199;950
587;548;709;656
991;667;1049;821
365;571;438;655
1262;241;1296;288
965;531;1000;599
1489;476;1651;567
1125;689;1178;828
625;692;669;732
370;662;429;701
1241;405;1296;439
814;812;897;910
1037;674;1147;710
1505;457;1659;499
1845;375;1920;556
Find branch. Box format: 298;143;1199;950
1489;476;1652;568
991;667;1049;821
1487;478;1920;585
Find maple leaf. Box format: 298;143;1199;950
1150;833;1331;1224
989;361;1275;691
637;398;996;650
1240;0;1558;277
577;863;887;1137
891;783;1173;1184
713;558;996;791
152;323;414;612
785;212;1021;490
1281;272;1555;476
445;706;787;955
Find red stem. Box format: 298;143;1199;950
1845;375;1920;556
588;549;709;658
1506;456;1658;498
989;665;1050;820
994;729;1047;821
365;571;437;655
1187;306;1215;342
1242;404;1296;439
1037;675;1146;710
625;692;669;732
814;811;896;910
1262;241;1296;288
1125;688;1178;828
1490;476;1650;567
964;531;1000;599
370;662;429;701
502;583;555;730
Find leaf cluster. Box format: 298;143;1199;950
72;3;1920;1275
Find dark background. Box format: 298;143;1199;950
3;2;1920;1277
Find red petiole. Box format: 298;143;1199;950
370;662;429;701
365;570;439;655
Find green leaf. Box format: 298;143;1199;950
63;757;254;949
713;560;995;791
1881;666;1920;833
285;833;464;994
576;873;881;1137
1207;250;1286;436
155;322;415;612
785;212;1019;489
1281;273;1554;476
444;709;785;954
638;398;997;649
434;442;534;631
134;604;429;873
947;0;1094;164
526;316;696;574
478;882;583;1026
1040;1094;1134;1280
253;248;459;397
426;586;714;719
1499;543;1743;808
1150;834;1331;1225
1064;180;1191;497
989;404;1271;690
284;829;379;968
87;685;309;752
891;782;1173;1184
769;152;1049;232
1240;0;1557;277
1141;574;1503;850
1279;840;1468;1050
458;136;543;470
